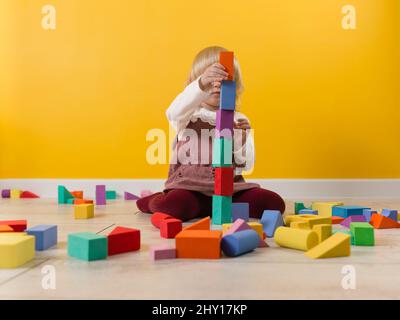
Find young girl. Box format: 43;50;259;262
137;46;285;221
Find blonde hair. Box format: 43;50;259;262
186;46;244;98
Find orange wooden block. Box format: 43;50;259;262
331;216;345;224
0;225;13;232
219;51;234;80
74;199;93;204
370;213;399;229
176;230;222;259
183;216;210;231
71;191;83;199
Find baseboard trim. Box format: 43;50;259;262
0;179;399;199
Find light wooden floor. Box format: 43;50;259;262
1;198;400;300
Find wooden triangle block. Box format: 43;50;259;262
0;225;13;232
370;213;399;229
183;217;210;231
20;191;39;198
0;220;27;232
124;192;140;200
305;233;350;259
331;216;345;224
108;226;140;255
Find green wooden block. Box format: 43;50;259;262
212;137;232;167
333;229;354;245
350;222;374;246
67;232;107;261
106;190;117;200
67;198;75;204
58;185;74;204
212;195;232;225
295;202;311;214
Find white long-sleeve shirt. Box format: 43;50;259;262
166;78;255;173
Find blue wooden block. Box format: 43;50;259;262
260;210;283;237
232;203;249;222
299;209;318;215
332;206;370;218
221;229;259;257
220;80;236;110
26;225;57;251
212;137;233;167
363;209;377;222
381;209;398;221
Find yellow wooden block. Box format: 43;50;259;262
274;227;319;251
222;222;263;238
312;224;332;243
10;189;22;199
0;234;35;268
290;221;310;229
285;214;331;228
0;232;27;237
311;202;344;217
74;204;94;219
305;233;350;259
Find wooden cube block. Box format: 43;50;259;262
68;232;107;261
0;234;35;268
26;225;57;251
350;222;374;246
106;190;117;200
175;230;222;259
212;137;233;167
214;167;234;196
215;110;234;138
108;226;140;255
74;204;94;219
10;189;22;199
231;202;249;222
212;195;232;225
160;219;182;239
151;212;174;229
219;51;234;80
220;80;236;110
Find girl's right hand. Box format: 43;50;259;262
199;63;229;91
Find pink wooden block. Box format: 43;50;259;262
340;215;366;228
224;219;267;248
140;190;153;198
150;245;176;261
124;192;140;200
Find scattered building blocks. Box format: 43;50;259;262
332;205;370;218
140;190;153;198
107;226;140;255
0;234;35;268
212;137;233;167
1;189;10;198
151;212;174;229
58;185;74;204
175;230;222;259
363;209;376;223
274;227;319;251
183;216;210;231
221;230;259;257
220;80;236;110
370;213;399;229
223;219;266;248
381;209;398;222
312;224;332;243
299;209;317;215
294;202;311;214
231;203;249;222
71;191;83;199
350;222;374;246
290;221;310;229
150;245;176;261
124;192;140;200
284;214;331;229
68;232;107;261
305;233;351;259
74;204;94;220
212;195;232;225
20;191;39;198
26;225;57;251
95;185;106;205
0;225;13;232
214;167;234;196
340;215;366;228
261;210;284;237
215;110;234;138
0;220;27;232
311;202;344;217
219;51;234;80
332;216;345;224
160;219;182;239
10;189;22;199
332;229;354;245
106;190;117;200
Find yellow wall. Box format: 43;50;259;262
0;0;399;179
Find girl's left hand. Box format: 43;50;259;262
234;118;251;130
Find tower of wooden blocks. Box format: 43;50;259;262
212;51;235;225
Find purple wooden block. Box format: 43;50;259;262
232;203;249;222
340;215;366;228
1;189;10;198
215;110;234;138
96;185;106;205
124;192;140;200
150;245;176;260
381;209;398;221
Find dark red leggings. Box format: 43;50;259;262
136;188;285;222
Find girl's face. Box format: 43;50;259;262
203;81;221;109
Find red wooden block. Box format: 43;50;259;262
219;51;234;80
160;219;182;239
20;191;39;198
332;216;345;224
108;226;140;256
214;167;234;196
370;213;399;229
0;220;27;232
74;199;93;204
151;212;174;229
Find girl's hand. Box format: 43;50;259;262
234;118;251;130
199;63;229;91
